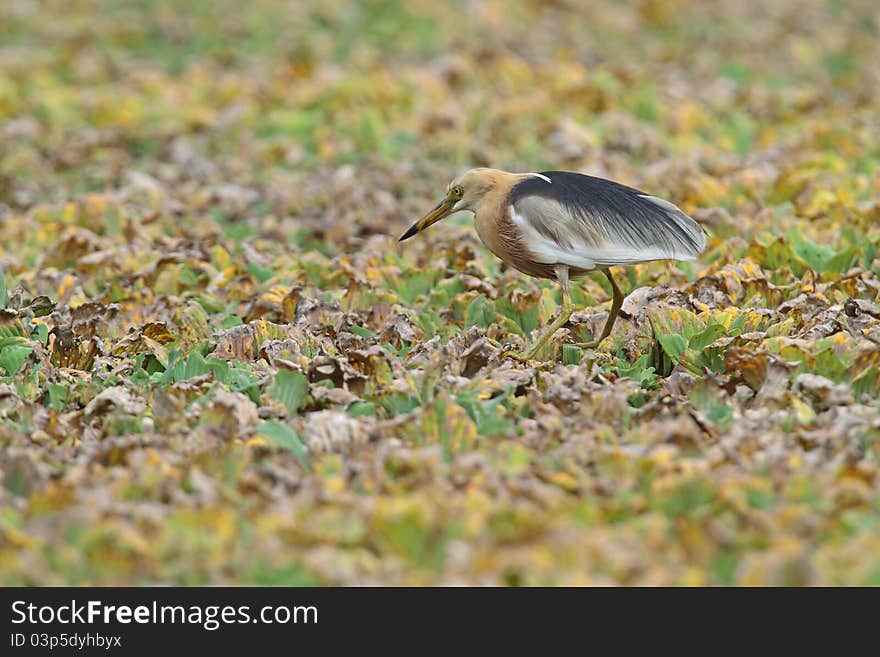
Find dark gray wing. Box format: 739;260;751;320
509;171;706;268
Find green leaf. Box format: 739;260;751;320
465;295;495;329
456;389;514;437
657;333;687;362
379;392;421;417
164;350;229;384
689;324;726;351
255;420;311;467
690;380;734;430
0;344;32;375
825;246;858;274
705;403;734;428
393;270;438;304
408;307;445;340
247;263;275;283
269;370;309;414
47;383;69;410
348;401;376;417
496;296;540;335
790;232;835;272
562;345;581;365
0;275;7;308
349;326;375;339
221;315;243;329
206;358;230;384
617;354;659;388
181;351;211;380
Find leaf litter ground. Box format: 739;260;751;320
1;0;879;584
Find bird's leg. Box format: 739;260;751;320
506;266;572;362
574;268;624;349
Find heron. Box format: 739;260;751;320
399;168;706;361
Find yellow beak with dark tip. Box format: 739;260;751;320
399;198;456;241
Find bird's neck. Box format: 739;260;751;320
474;190;520;265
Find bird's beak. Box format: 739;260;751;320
399;198;456;241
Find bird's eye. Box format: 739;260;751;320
452;186;463;198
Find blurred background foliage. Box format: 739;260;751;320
1;0;879;585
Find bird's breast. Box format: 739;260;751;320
473;205;559;280
473;208;505;259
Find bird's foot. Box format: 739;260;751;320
500;349;533;363
498;338;541;363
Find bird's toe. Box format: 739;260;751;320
500;349;532;363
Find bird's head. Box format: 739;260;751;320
399;168;500;241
